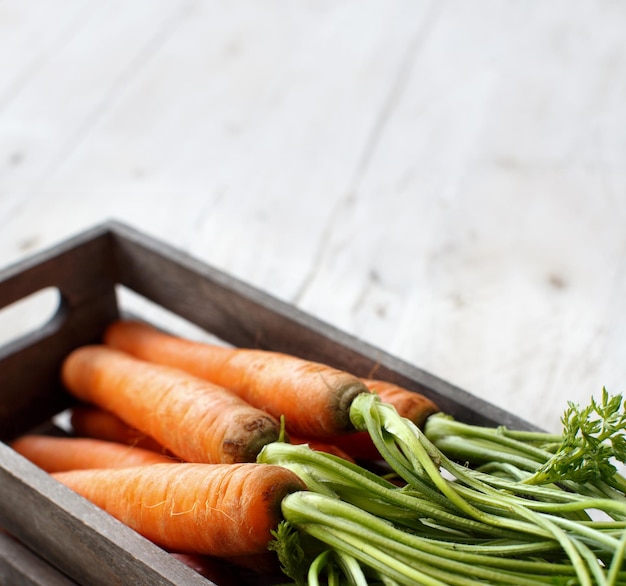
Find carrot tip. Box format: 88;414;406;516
223;415;282;463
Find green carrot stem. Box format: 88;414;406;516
544;514;623;553
424;414;559;461
425;408;626;508
425;444;625;557
468;467;597;503
588;480;626;505
607;530;626;586
512;502;596;586
300;523;449;586
331;551;370;586
282;492;582;582
398;413;622;549
302;522;562;586
607;474;626;495
308;550;331;586
351;396;501;515
350;393;625;583
302;523;507;586
437;538;566;557
445;468;626;553
425;414;563;444
259;441;522;538
430;435;549;472
350;394;563;540
452;478;626;527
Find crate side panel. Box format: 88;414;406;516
0;225;114;311
0;233;120;441
0;295;119;441
0;531;78;586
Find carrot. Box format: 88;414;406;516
52;462;306;557
69;406;170;454
9;434;175;472
315;379;440;461
61;345;281;464
363;378;439;428
103;319;371;438
325;431;382;461
287;435;356;463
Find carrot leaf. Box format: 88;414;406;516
527;388;626;486
268;521;306;585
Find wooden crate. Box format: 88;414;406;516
0;221;535;585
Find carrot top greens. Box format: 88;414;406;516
260;389;626;586
528;387;626;486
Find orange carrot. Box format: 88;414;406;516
363;378;439;429
69;406;169;454
327;432;382;461
103;319;371;439
52;462;306;557
61;345;281;464
10;434;175;472
317;379;440;461
287;435;355;463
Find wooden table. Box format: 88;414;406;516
1;0;625;432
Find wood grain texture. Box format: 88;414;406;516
1;0;625;435
0;530;78;586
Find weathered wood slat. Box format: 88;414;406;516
0;226;118;441
0;530;78;586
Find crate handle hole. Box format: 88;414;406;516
0;287;63;347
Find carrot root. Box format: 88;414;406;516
52;463;306;557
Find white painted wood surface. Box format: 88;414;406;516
1;0;625;432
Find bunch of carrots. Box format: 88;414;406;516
9;319;439;584
10;319;626;585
